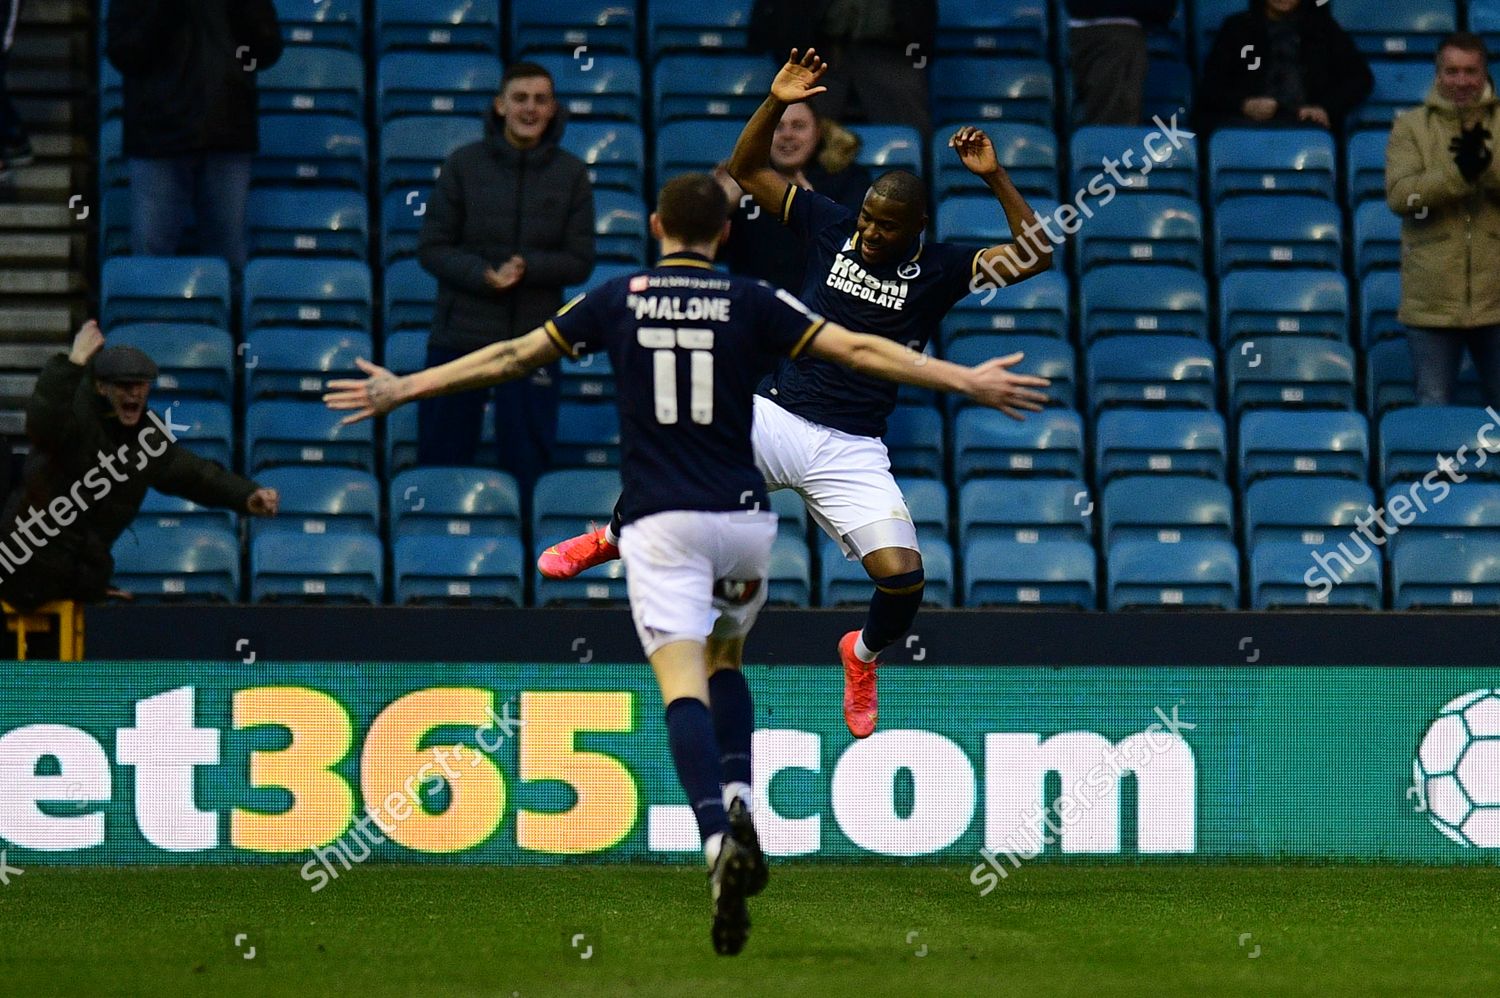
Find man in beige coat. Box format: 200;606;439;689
1387;32;1500;406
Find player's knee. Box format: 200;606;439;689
863;546;922;580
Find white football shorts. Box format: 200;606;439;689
618;509;778;657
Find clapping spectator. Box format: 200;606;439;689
1387;33;1500;407
1065;1;1179;126
0;0;31;177
105;0;282;272
1196;0;1372;134
715;102;871;292
417;62;595;499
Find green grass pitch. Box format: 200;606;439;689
2;865;1498;996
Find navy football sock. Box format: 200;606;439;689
605;503;624;545
664;697;730;842
709;669;754;789
860;568;925;656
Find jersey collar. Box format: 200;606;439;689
656;251;716;270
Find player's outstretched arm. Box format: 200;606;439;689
949;126;1053;287
727;48;828;216
807;323;1050;421
323;327;562;425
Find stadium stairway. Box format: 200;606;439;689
0;0;92;441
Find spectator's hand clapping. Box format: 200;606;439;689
949;126;1002;179
1242;97;1278;122
1297;105;1332;129
246;488;279;517
484;255;526;292
69;320;104;367
1451;122;1494;183
771;48;830;105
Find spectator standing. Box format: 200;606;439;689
1065;1;1179;126
0;322;277;612
1387;33;1500;407
715;102;871;292
0;0;31;176
1196;0;1372;134
417;62;595;499
105;0;282;272
749;0;934;135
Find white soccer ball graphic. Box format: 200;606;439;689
1413;689;1500;848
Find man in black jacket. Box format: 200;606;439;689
417;61;595;500
105;0;282;270
1066;1;1179;126
0;322;278;612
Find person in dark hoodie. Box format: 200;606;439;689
416;61;595;500
1196;0;1373;135
1065;1;1179;126
0;321;278;612
105;0;283;271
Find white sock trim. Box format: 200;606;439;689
723;781;753;812
853;632;879;663
704;831;725;869
603;523;620;546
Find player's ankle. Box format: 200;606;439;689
704;831;725;869
853;632;879;664
723;782;753;812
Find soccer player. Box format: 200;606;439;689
325;174;1047;955
538;48;1054;739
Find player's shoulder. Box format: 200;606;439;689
923;237;984;272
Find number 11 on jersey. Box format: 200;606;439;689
639;327;715;425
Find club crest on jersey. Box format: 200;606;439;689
897;261;921;280
713;578;762;605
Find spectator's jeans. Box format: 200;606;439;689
128;154;252;271
1407;324;1500;407
417;344;560;505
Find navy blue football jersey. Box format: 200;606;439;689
546;252;826;526
762;185;986;438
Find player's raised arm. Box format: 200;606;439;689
727;48;828;218
950;126;1053;287
807;322;1050;421
322;326;562;425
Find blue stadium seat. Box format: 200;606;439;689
1238;410;1370;485
380;189;430;266
1345;130;1390;207
101;257;231;330
383;259;438;334
1079;265;1209;342
1360;270;1404;348
768;534;811;607
247;189;368;259
654;120;744;180
886;405;945;478
1475;0;1500;51
100;58;122;121
100;187;129;258
943;268;1070;343
1365;338;1487;415
258;46;365;120
653;55;776;125
1102;476;1235;546
510;0;633;56
1227;337;1357;416
383;330;428;374
1380;407;1500;485
376;0;501;54
138;489;236;532
931;57;1054;128
1074;195;1203;273
964;538;1097;609
953;408;1086;481
1251;540;1383;609
648;0;753;59
959;477;1094;545
560;351;615;402
387;406;419;474
946;335;1075;410
1350;61;1433;130
1107;539;1240;610
554;402;621;468
394;535;525;606
1193;0;1245;66
532;470;627;604
934;123;1057;199
99;118;125;190
1393;537;1500;609
111;525;241;603
821;539;953;607
1334;0;1455;59
154;400;233;468
243;258;371;332
274;0;363;51
1389;483;1500;549
1071;125;1198;198
849;124;924;175
936;0;1048;56
244;400;375;473
251;533;384;604
1207;128;1336;201
762;488;806;544
561;122;646;194
1095;409;1228;484
379;116;483;197
244;329;371;401
1141;58;1193;125
593;190;648;264
1214;195;1342;273
898;477;950;547
250;467;380;539
377;53;501;123
1354;200;1402;277
533;53;643;122
1085;336;1216;413
254;115;367;191
1218;270;1349;346
108;324;233;404
1244;477;1376;547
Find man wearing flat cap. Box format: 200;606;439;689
0;320;277;611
